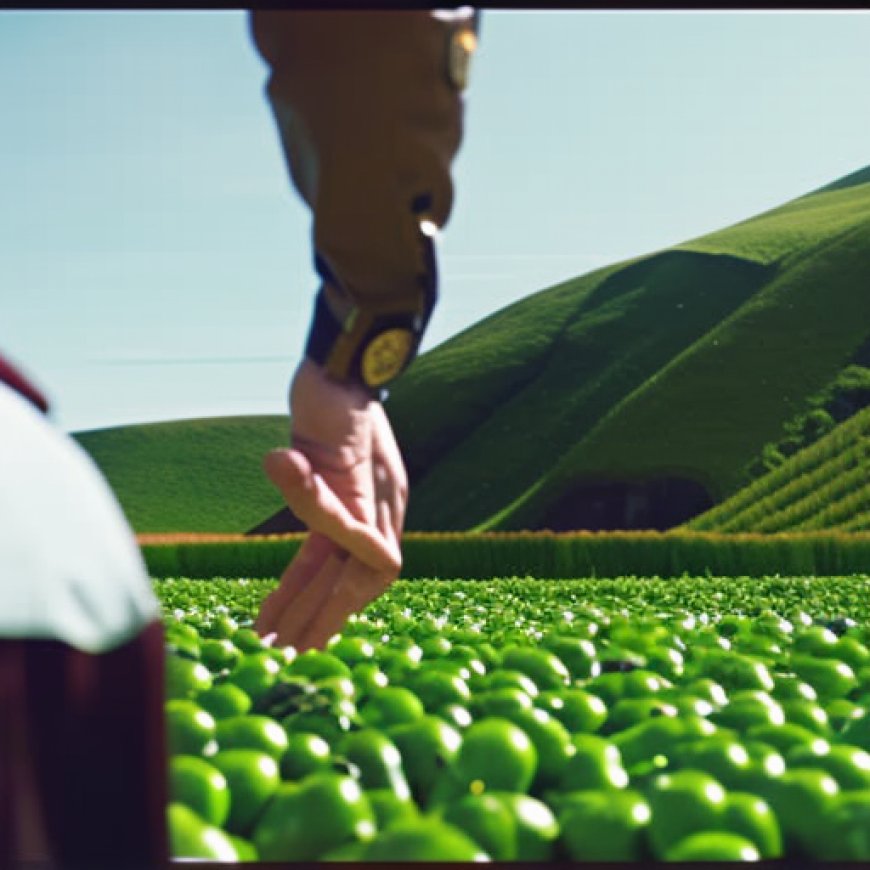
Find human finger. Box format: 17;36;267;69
295;559;391;652
371;416;408;541
254;532;336;637
264;449;401;574
270;551;349;648
373;463;401;554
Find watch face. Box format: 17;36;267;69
361;328;415;388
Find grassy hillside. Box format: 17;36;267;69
384;164;870;531
77;163;870;535
74;416;288;533
686;405;870;533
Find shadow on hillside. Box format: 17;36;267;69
539;476;714;532
249;476;714;535
247;507;305;536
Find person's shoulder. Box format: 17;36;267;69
0;382;160;653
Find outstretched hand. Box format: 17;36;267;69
255;359;407;651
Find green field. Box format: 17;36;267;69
688;406;870;534
156;574;870;862
390;168;870;532
76;163;870;535
75;416;288;533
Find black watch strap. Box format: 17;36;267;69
304;230;438;398
305;287;423;399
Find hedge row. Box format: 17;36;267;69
139;531;870;580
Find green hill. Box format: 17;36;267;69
73;416;288;533
686;405;870;533
382;164;870;531
76;163;870;535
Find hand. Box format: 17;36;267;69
255;358;407;651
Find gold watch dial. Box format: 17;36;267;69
361;328;415;387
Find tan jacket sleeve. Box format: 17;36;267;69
249;10;477;320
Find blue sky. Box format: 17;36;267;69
2;10;870;432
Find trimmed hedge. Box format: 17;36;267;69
139;531;870;580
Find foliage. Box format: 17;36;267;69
140;530;870;581
74;416;288;533
690;406;870;534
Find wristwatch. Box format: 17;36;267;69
304;228;438;398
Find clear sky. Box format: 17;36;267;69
2;9;870;433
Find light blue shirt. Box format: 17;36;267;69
0;383;159;653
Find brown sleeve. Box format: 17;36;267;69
249;10;476;318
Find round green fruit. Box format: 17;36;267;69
454;717;538;793
440;793;517;861
165;700;218;758
169;755;231;828
210;749;280;836
165;655;213;701
279;731;332;781
253;774;375;861
646;769;727;858
722;791;783;859
362;819;489;862
556;789;651;861
215;714;288;759
167;802;238;862
664;831;760;862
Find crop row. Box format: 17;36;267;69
690;411;870;532
696;440;870;533
139;530;870;581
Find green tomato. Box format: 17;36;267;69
752;768;840;858
361;818;488;862
215;714;288;759
454;717;538;794
646;769;728;859
253;774;376;862
721;791;783;859
167;803;238;861
440;792;518;861
666;737;752;791
826;791;870;860
664;831;760;862
791;654;857;701
279;731;332;781
197;682;252;721
169;755;231;829
210;749;280;836
556;789;651;861
537;688;608;734
287;650;352;682
336;728;411;800
787;743;870;791
487;791;560;861
388;715;463;805
495;706;575;791
501;645;571;692
406;668;471;711
359;686;426;729
366;788;419;831
165;700;218;758
225;652;281;705
165;655;213;701
561;733;628;792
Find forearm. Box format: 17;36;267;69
250;9;477;390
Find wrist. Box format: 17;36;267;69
304;279;433;398
295;357;372;406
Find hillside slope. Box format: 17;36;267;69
686;405;870;533
384;165;870;531
77;163;870;535
74;416;288;533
